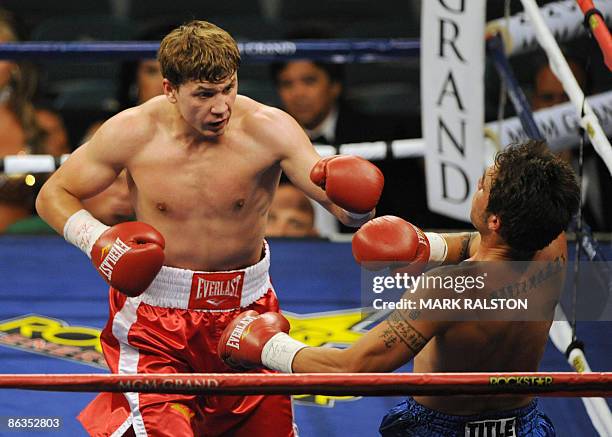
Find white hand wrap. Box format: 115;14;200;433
261;332;308;374
424;232;448;265
63;209;109;258
344;209;373;221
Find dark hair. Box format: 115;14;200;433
270;61;344;85
269;24;344;85
486;140;580;254
118;23;176;109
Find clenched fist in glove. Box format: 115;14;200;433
218;310;307;373
310;155;384;215
64;209;165;297
352;215;447;274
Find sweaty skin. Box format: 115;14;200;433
291;166;569;415
36;75;358;271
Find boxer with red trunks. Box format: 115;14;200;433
35;20;384;437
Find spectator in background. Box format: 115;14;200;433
34;105;69;156
270;26;428;234
531;58;611;231
80;25;168;151
116;24;174;110
0;9;69;232
5;118;132;233
266;181;318;238
531;58;587;167
531;60;587;111
270;26;415;146
117;57;163;109
0;9;44;155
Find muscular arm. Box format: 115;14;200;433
249;106;361;226
289;263;462;373
292;309;437;373
290;267;457;373
36;110;143;233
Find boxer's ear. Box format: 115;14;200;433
163;79;178;103
487;213;501;232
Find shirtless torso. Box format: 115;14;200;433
413;233;567;414
37;88;345;271
124;95;285;270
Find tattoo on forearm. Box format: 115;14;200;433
381;327;398;349
459;232;476;260
380;311;428;353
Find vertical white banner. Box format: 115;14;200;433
421;0;486;221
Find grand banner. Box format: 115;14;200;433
421;0;486;221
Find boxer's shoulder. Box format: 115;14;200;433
238;96;288;126
236;97;302;149
100;101;160;146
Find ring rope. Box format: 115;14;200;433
472;33;612;431
0;39;420;62
520;0;612;176
0;373;610;397
3;86;612;176
551;306;612;433
577;0;612;70
486;0;612;57
486;34;544;140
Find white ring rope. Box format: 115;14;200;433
3;90;611;175
487;0;612;57
550;305;612;436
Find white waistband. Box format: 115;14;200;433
139;241;271;311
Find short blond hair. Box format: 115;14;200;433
158;20;241;86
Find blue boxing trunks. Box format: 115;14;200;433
379;398;555;436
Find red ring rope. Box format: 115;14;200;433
0;372;609;397
577;0;612;71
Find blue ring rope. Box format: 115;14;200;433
486;35;544;141
0;39;420;62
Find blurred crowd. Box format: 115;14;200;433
0;2;610;237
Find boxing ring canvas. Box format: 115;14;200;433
0;236;610;436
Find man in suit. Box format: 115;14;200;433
270;59;413;145
270;56;437;234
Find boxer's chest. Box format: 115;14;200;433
128;137;279;218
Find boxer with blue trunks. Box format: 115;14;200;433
379;398;554;437
217;141;581;437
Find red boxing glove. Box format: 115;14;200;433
218;310;291;370
90;222;165;297
352;215;430;275
310;155;384;214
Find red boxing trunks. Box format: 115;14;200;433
78;242;295;436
